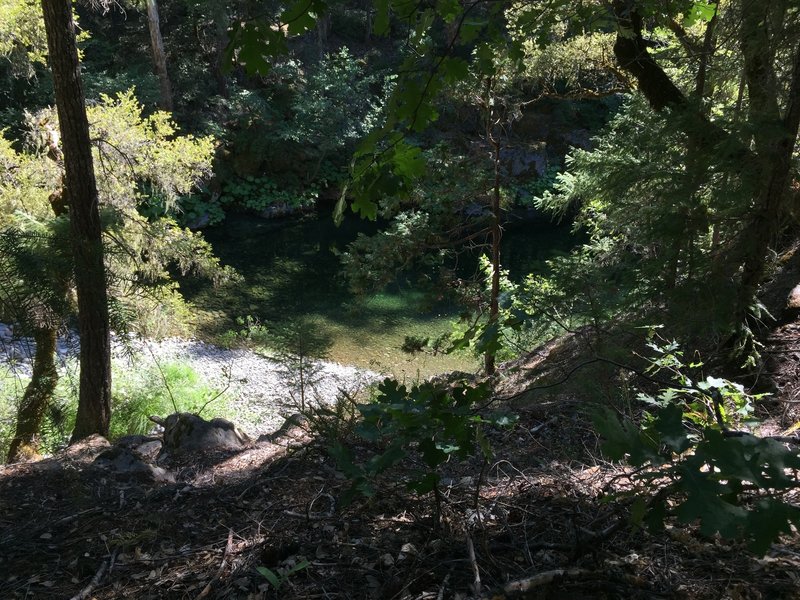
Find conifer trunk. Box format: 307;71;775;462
41;0;112;442
213;6;229;98
6;328;58;462
736;5;800;319
145;0;174;112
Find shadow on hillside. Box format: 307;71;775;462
2;391;797;600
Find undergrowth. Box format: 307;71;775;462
0;357;231;460
109;360;233;439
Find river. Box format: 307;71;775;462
180;210;575;379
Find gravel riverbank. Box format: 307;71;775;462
0;324;380;437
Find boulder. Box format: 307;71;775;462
62;434;111;461
499;145;549;178
185;212;211;229
786;283;800;321
115;434;163;462
93;445;174;484
152;413;251;453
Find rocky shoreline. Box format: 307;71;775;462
0;324;379;437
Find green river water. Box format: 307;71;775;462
181;211;575;379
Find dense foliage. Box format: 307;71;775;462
0;0;799;570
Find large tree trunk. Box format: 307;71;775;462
317;12;331;54
213;6;230;98
145;0;174;112
736;4;800;318
611;1;800;335
41;0;112;442
7;328;58;462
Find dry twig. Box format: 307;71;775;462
69;548;118;600
467;534;481;596
196;529;234;599
500;568;596;595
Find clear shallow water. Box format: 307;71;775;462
180;210;575;378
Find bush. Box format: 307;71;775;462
331;378;516;507
279;47;384;161
0;360;80;458
177;192;229;227
593;336;800;555
0;367;26;458
220;175;318;213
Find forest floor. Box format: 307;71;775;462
2;323;800;600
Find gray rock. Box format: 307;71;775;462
185;212;211;229
156;412;251;452
785;283;800;321
115;435;163;461
93;446;174;484
563;128;591;150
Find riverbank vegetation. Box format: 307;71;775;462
1;0;800;597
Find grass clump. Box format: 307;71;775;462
109;360;233;439
0;368;25;457
0;357;232;461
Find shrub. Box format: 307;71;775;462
220;175;318;213
330;378;516;509
0;367;26;458
593;336;800;555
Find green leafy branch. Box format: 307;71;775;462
330;378;516;510
256;559;310;592
594;340;800;555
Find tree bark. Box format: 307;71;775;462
317;12;331;54
364;0;373;43
694;8;718;101
212;5;230;98
610;1;800;335
611;1;687;111
145;0;174;112
736;1;800;318
484;79;502;376
6;328;58;462
40;0;112;442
